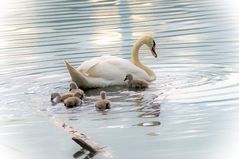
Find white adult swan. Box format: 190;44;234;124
64;35;158;89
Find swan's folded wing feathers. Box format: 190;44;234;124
77;56;115;74
77;58;101;73
85;63;100;77
84;56;149;81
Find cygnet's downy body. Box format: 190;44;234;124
69;81;85;99
95;91;111;111
63;92;82;108
124;74;149;89
51;92;74;103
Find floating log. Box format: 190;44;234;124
53;120;112;158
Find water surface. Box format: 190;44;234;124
1;0;239;159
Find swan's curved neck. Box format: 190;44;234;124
131;39;156;81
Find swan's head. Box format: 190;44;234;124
100;91;106;99
124;74;133;81
69;81;78;91
142;35;158;58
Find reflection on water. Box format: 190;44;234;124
1;0;239;159
73;149;96;159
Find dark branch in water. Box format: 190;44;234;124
72;137;97;153
53;120;112;158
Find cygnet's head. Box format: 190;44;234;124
141;35;157;58
50;92;60;101
124;74;133;81
69;81;78;91
100;91;106;99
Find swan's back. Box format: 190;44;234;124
77;55;150;84
78;56;122;72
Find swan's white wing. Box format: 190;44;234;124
79;55;150;83
77;57;101;73
77;56;117;73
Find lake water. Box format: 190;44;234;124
1;0;239;159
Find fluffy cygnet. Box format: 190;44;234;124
69;81;85;99
63;92;82;108
124;74;149;88
95;91;111;111
51;92;74;103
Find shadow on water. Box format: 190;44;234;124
73;149;96;159
73;148;96;159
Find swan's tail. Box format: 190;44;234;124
64;60;89;89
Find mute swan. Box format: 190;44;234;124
95;91;111;111
124;74;149;88
51;92;74;103
64;35;158;89
64;92;82;108
69;81;85;99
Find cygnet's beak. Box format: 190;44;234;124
124;77;127;81
69;88;72;91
